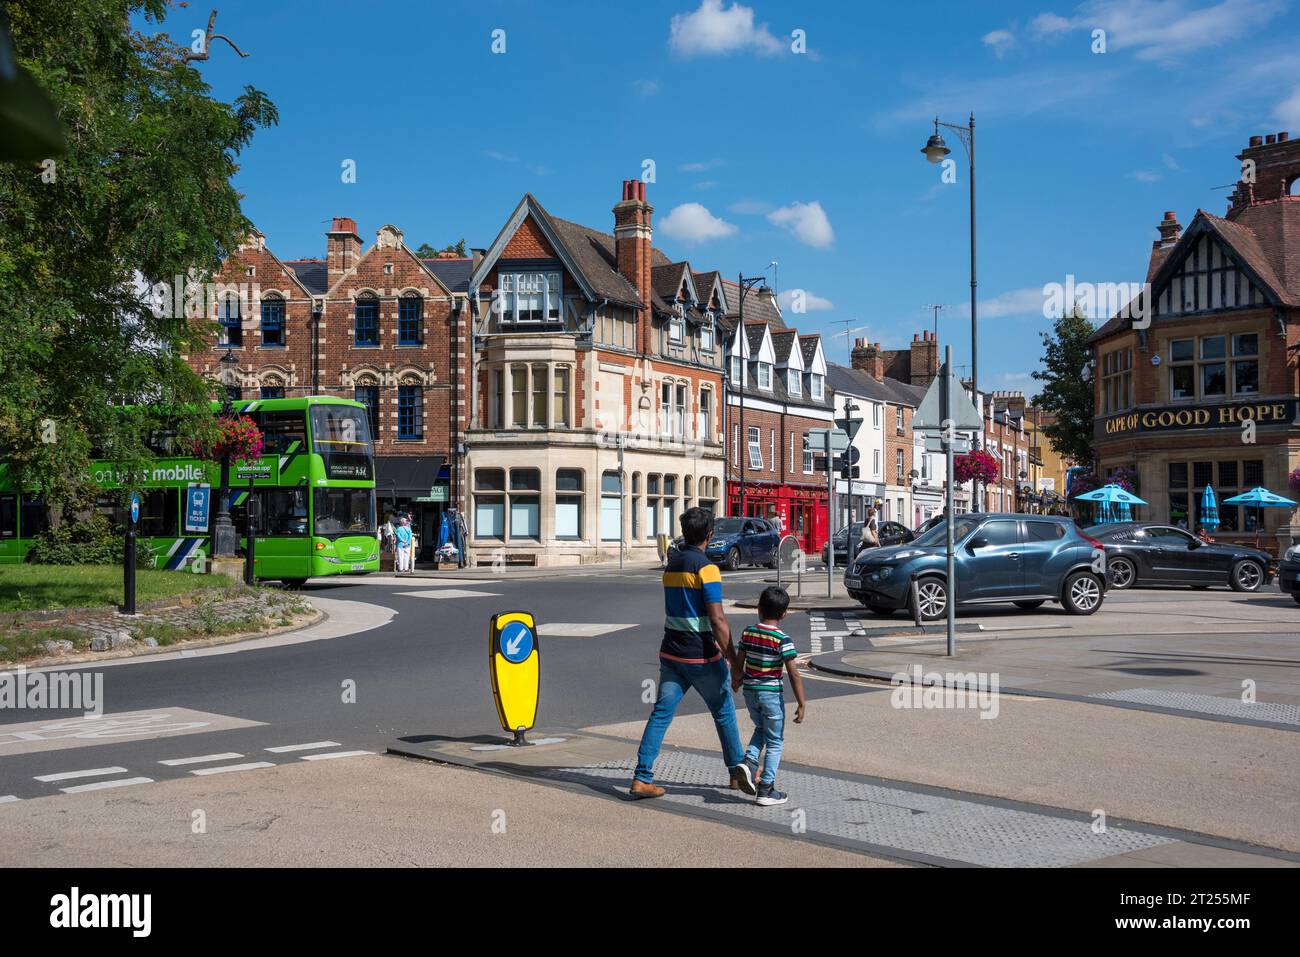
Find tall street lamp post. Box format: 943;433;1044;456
731;273;769;518
213;349;240;558
922;114;980;507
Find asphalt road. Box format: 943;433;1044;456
0;566;866;801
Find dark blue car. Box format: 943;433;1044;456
669;516;779;570
844;512;1106;620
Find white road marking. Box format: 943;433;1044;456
34;766;128;783
60;777;154;794
536;623;636;638
299;750;374;761
265;741;340;753
0;795;18;804
158;752;244;766
190;762;276;776
395;589;502;599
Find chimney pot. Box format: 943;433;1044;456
1250;135;1263;147
1163;210;1176;221
1266;134;1277;145
1280;131;1291;142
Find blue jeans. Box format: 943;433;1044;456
743;688;786;786
634;657;744;783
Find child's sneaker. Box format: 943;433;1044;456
730;757;759;791
756;783;788;806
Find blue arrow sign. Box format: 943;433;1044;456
499;620;534;664
129;492;140;525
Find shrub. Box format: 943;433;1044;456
27;514;157;567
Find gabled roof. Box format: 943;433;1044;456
469;193;643;307
1090;208;1297;343
771;328;799;365
652;262;695;304
798;334;821;365
720;280;785;330
826;363;923;409
692;271;727;312
744;321;769;353
422;258;473;294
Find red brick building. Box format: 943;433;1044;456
1089;131;1300;552
721;297;833;555
182;221;471;558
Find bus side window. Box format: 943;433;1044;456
259;412;307;455
138;490;178;538
0;495;17;539
20;497;49;539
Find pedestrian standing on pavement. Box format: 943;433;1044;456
858;506;879;557
731;586;806;806
630;507;757;799
394;516;413;575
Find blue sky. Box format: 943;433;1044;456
160;0;1300;394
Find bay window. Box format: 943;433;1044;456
499;271;562;323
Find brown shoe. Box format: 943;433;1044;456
629;780;666;800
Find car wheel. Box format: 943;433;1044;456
1062;571;1103;615
1229;559;1264;592
1292;593;1300;606
1013;600;1045;610
1108;557;1136;590
725;547;741;571
282;578;308;590
867;604;895;617
910;576;948;622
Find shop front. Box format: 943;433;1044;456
727;480;828;556
375;455;448;564
1094;400;1300;554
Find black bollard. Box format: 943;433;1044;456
123;493;137;615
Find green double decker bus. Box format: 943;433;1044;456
0;396;379;585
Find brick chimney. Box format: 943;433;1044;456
850;338;885;381
909;330;939;387
613;180;654;352
1155;210;1181;250
1228;131;1298;216
327;217;363;277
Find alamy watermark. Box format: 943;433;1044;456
1043;275;1151;329
0;666;102;716
890;665;1000;719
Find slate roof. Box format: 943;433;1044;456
422;258;473;294
826;363;923;409
720;279;785;330
284;259;328;295
540;210;644;306
798;334;821;366
771;328;798;365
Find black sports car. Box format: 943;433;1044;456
1277;546;1300;604
821;520;914;566
1085;522;1274;592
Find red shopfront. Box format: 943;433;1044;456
726;481;829;555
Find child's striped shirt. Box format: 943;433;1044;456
739;623;797;690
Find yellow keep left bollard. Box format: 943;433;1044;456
488;611;539;746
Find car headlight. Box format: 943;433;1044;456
1286;546;1299;562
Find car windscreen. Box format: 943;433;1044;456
912;517;980;548
711;518;744;536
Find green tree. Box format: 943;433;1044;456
0;1;277;510
414;239;467;258
1031;304;1096;467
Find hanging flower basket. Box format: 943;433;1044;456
1067;469;1102;498
196;415;264;464
1290;467;1300;492
953;449;999;486
1108;466;1138;493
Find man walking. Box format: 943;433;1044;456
631;507;756;799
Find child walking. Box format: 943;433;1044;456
732;586;806;806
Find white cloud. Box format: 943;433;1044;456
1277;86;1300;130
1162;151;1181;170
728;198;772;215
983;29;1016;58
669;0;784;57
1129;169;1162;182
777;289;835;311
695;180;719;189
766;201;834;248
633;79;660;97
680;158;726;172
954;287;1045;320
1029;0;1284;62
657;203;738;244
764;201;837;248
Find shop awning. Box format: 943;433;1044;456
375;456;446;499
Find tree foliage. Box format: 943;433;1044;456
1031;304;1096;468
0;1;277;509
414;239;467;258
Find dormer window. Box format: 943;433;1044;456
757;362;772;390
810;373;824;400
668;303;685;344
787;369;801;395
499;271;562;323
730;355;743;385
701;315;715;352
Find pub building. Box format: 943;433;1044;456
1089;132;1300;553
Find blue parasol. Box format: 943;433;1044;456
1200;486;1219;533
1073;483;1147;523
1222;487;1296;543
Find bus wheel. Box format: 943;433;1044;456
281;578;308;590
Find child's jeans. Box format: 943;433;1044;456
743;688;785;786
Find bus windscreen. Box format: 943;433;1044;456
309;405;373;481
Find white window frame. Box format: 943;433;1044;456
757;362;772;391
701;317;715;352
730;355;743;385
747;426;763;470
769;429;776;472
499;271;562;324
668;304;685;344
787;369;801;395
810;373;824;400
803;436;814;474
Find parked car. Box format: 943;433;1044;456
1086;522;1273;592
668;516;780;570
821;521;914;566
1277;545;1300;604
844;513;1106;620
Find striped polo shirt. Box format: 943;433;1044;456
660;545;724;663
738;623;797;691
